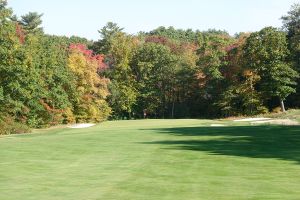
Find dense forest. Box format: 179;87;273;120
0;1;300;134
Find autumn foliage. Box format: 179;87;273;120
68;44;111;122
1;2;300;134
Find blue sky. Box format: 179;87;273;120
8;0;298;40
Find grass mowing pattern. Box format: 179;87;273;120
1;119;300;199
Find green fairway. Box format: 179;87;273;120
1;119;300;200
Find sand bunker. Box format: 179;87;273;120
233;117;299;125
233;118;272;122
68;123;96;129
251;119;299;125
210;124;226;127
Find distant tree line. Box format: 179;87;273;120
0;0;299;133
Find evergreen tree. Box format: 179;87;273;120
19;12;43;34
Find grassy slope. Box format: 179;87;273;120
1;119;300;200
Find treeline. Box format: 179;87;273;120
0;1;300;133
0;1;110;133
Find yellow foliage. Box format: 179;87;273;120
67;47;111;122
63;107;76;124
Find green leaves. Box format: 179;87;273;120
243;27;299;111
0;87;3;101
197;34;233;80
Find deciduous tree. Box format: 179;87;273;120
243;27;298;112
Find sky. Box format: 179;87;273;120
8;0;298;40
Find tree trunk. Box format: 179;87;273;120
280;99;286;112
171;100;175;119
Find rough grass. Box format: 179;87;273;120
1;119;300;200
264;109;300;122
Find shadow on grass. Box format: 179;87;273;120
142;126;300;163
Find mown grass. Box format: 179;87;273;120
1;119;300;200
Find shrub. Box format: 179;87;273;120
272;107;282;113
0;116;31;135
63;107;76;124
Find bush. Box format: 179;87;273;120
63;107;76;124
272;106;282;113
0;116;31;135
